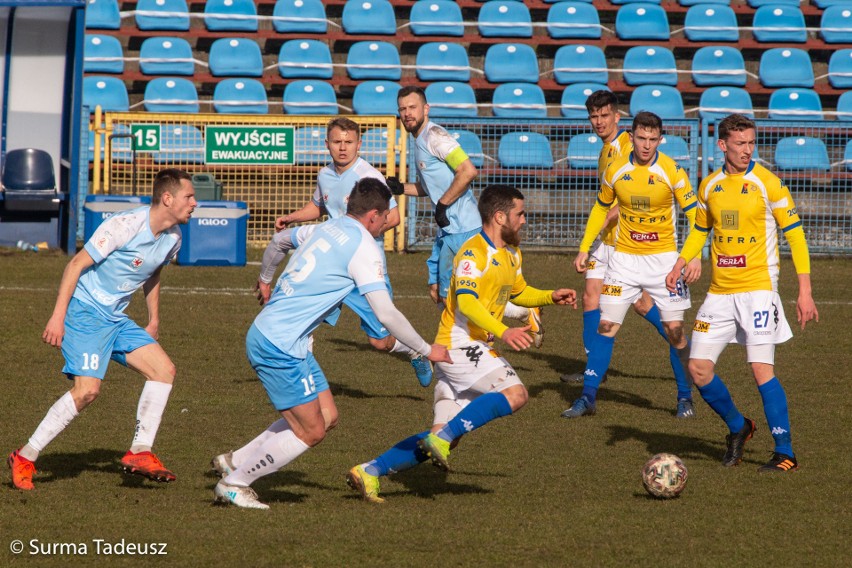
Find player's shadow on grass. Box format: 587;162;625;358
371;467;494;501
208;471;336;505
35;448;167;489
605;425;723;463
329;384;425;402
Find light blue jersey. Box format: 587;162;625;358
253;216;387;359
312;157;397;222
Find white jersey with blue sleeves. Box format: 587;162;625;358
312;157;397;220
253;216;387;359
414;121;481;235
77;206;181;322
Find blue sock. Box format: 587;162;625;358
671;341;693;400
758;378;794;457
697;375;745;433
437;392;512;442
642;304;668;341
582;309;601;355
364;432;429;477
581;334;615;402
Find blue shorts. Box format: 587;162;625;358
342;276;392;340
246;324;329;411
429;228;481;299
61;298;156;380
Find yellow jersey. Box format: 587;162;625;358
598;130;633;247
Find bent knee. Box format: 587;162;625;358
503;385;528;412
688;360;714;385
369;336;394;352
302;426;327;447
322;408;339;432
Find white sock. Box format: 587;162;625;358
389;339;418;359
223;429;310;488
130;381;172;454
231;418;291;466
22;392;79;461
503;302;529;321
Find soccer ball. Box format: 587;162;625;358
642;453;688;499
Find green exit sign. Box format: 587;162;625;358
131;124;161;152
205;125;295;165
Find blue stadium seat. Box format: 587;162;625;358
360;128;397;166
213;79;268;114
753;6;806;43
283;81;338;115
153;125;205;164
623;46;677;87
208;38;263;77
277;40;333;79
416;43;471;82
629;85;684;119
409;1;464;37
679;0;730;5
347;41;400;80
342;0;396;35
748;0;799;6
143;78;199;113
821;6;852;44
611;0;661;4
492;83;547;119
204;0;258;32
561;82;609;119
479;1;532;38
139;37;194;76
273;0;328;34
615;4;669;41
136;0;190;31
768;88;824;121
759;48;814;88
659;135;690;167
837;91;852;121
83;76;129;113
294;126;327;165
498;132;554;169
566;133;603;169
829;50;852;90
553;44;607;85
814;0;848;7
424;82;478;118
484;43;539;83
546;2;601;40
684;4;738;42
85;0;120;30
774;137;830;171
845;140;852;171
699;87;754;122
691;46;747;87
544;0;593;3
352;81;401;115
84;35;124;74
448;130;485;167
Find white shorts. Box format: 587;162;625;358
585;242;612;280
599;251;690;324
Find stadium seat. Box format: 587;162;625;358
360;128;397;166
1;149;57;207
272;0;328;33
759;49;814;89
679;0;730;5
204;0;258;32
553;45;607;85
498;132;554;169
691;46;747;87
752;6;806;43
208;38;263;77
84;35;124;74
213;79;268;114
658;135;690;167
561;82;609;119
615;4;669;41
416;43;471;82
283;80;338;115
699;87;754;122
83;76;129;113
85;0;120;30
611;0;661;4
821;6;852;44
484;44;539;84
347;41;400;81
623;46;677;87
566;133;603;169
448;130;485;167
143;78;199;113
153;125;205;164
136;0;190;31
139;37;195;76
342;0;396;35
837;91;852;121
277;40;333;79
409;1;464;37
683;4;738;42
828;50;852;89
424;82;478;118
294;126;327;165
774;137;830;171
478;1;532;38
352;81;401;115
747;0;799;6
768;88;824;121
546;2;601;40
492;83;547;119
629;85;684;119
814;0;848;7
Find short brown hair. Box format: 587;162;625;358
326;117;361;140
585;90;618;114
152;168;192;205
632;111;663;133
478;184;524;223
717;114;756;141
397;85;427;104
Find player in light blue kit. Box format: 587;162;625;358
8;169;196;491
212;178;452;509
261;117;433;387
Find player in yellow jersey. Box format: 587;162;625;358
346;185;577;502
562;111;701;419
665;114;818;472
561;91;698;419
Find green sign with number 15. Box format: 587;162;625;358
131;124;161;152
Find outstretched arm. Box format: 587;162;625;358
365;290;451;364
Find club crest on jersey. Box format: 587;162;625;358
741;184;749;194
130;257;144;270
648;176;655;185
